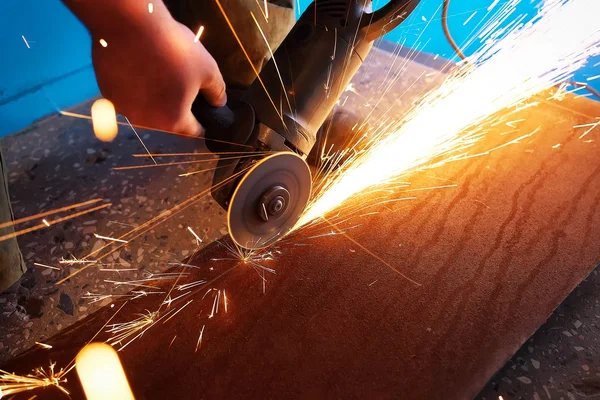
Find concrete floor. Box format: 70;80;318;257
0;47;598;399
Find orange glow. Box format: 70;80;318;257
76;343;135;400
91;98;118;142
193;26;205;43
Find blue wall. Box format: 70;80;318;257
1;0;598;137
0;0;99;136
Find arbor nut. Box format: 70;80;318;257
258;186;290;222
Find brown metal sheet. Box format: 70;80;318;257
3;95;600;399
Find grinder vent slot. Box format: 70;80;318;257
315;0;348;20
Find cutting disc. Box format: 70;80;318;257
227;152;311;250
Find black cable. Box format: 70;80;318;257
441;0;467;61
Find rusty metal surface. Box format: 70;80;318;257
3;93;600;399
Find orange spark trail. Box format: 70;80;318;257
297;0;600;228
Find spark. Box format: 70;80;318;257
99;38;108;47
187;226;203;246
576;119;600;139
193;26;205;43
107;310;160;348
83;290;162;304
59;256;97;265
99;268;137;272
21;35;31;48
58;168;250;283
487;0;500;11
162;299;194;324
223;289;228;313
208;291;219;318
148;2;154;13
33;262;60;271
42;219;50;227
463;11;477;26
94;233;128;243
35;342;52;349
175;280;207;291
212;240;276;275
195;325;206;353
552;143;561;149
587;74;600;81
92;98;118;142
0;198;103;231
125;116;156;164
1;202;111;243
296;0;600;228
162;291;192;307
169;335;177;348
0;363;71;397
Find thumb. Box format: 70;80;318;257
199;72;227;107
175;111;205;138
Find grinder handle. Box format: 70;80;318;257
361;0;421;41
191;96;236;133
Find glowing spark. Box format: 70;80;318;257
35;342;52;349
175;280;207;291
125;116;156;164
297;0;600;228
0;363;71;397
42;219;50;227
148;2;154;13
587;74;600;81
223;289;228;313
193;26;205;43
162;300;193;324
33;262;60;271
169;335;177;348
187;226;203;246
576;119;600;139
0;201;109;242
76;343;135;400
0;198;103;231
91;98;118;142
60;256;97;265
99;38;108;47
83;290;162;304
94;233;128;243
463;11;477;26
21;35;31;48
195;325;206;353
162;291;192;307
107;309;182;350
552;143;561;148
264;0;268;19
208;291;218;318
99;268;137;272
488;0;500;11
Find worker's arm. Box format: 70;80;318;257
63;0;226;136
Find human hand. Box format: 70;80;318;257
89;3;226;137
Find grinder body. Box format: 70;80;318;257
191;0;420;248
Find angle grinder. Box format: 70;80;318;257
191;0;420;249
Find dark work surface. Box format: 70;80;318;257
3;91;600;399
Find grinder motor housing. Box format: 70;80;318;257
192;0;420;209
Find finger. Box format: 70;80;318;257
174;111;205;138
199;68;227;107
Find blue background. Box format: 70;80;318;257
0;0;598;137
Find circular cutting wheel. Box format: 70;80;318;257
227;152;311;250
